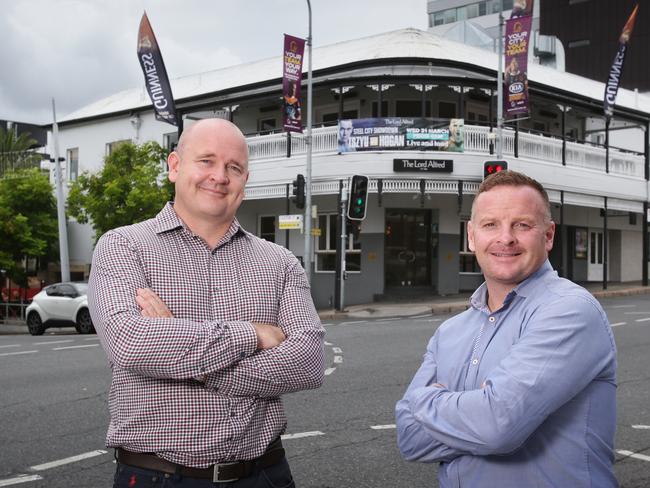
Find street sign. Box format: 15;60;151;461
278;214;304;230
311;228;321;236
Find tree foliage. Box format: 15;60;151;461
67;141;173;241
0;169;58;285
0;127;42;177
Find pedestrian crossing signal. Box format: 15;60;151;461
483;161;508;180
347;175;369;221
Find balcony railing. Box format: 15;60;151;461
247;124;646;179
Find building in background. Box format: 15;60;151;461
47;28;650;308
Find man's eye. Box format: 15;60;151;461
228;164;242;174
515;222;531;229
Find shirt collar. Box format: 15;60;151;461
470;260;554;312
154;202;245;246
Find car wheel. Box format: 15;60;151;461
27;312;45;336
75;308;95;334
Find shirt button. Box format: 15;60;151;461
472;358;478;365
489;316;496;323
239;352;246;359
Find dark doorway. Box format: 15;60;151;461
385;209;432;288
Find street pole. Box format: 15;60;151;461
304;0;314;283
339;188;348;311
496;2;504;159
52;99;70;283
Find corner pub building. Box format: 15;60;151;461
49;28;650;308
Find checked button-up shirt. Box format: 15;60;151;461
88;203;325;468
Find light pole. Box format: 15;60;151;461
303;0;314;283
496;3;504;159
52;99;70;283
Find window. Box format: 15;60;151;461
433;12;445;26
106;139;130;156
67;147;79;182
258;118;277;134
322;109;358;124
163;132;178;152
259;216;276;243
438;101;457;118
467;3;480;18
396;100;431;117
460;220;481;273
372;101;389;118
315;214;361;272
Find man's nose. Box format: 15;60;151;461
497;226;515;244
208;163;229;183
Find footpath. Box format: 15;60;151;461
1;282;649;334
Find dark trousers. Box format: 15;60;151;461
113;457;295;488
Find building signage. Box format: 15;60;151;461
393;158;453;173
278;214;303;230
338;118;464;153
282;34;306;133
504;0;535;118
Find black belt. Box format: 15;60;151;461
116;438;285;483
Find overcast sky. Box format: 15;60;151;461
1;0;427;125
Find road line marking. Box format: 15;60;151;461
52;344;100;351
29;449;108;471
376;318;396;322
281;431;324;440
324;367;336;376
0;350;38;357
34;339;74;345
333;356;343;363
323;341;333;346
83;337;100;341
634;317;650;323
0;344;21;349
610;322;626;327
0;474;44;487
623;311;650;315
339;320;368;326
411;314;431;319
632;425;650;430
610;304;636;309
321;323;333;327
427;318;443;322
370;424;396;430
332;347;342;354
617;450;650;463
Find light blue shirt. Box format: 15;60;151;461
396;261;617;487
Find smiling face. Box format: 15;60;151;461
468;185;555;298
167;119;249;231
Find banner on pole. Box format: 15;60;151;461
604;4;639;118
137;12;178;126
504;5;533;119
337;118;464;153
282;34;306;133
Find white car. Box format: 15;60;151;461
25;282;95;336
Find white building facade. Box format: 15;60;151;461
50;29;650;308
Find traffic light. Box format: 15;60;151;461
347;175;369;220
483;160;508;180
292;174;305;209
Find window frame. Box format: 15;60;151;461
314;213;361;274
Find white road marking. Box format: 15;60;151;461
34;339;74;345
52;344;100;351
632;425;650;429
83;337;100;341
281;431;324;440
29;450;108;471
427;318;443;322
610;304;637;309
376;318;397;322
411;314;431;319
339;320;368;326
333;356;343;363
324;367;336;376
332;347;342;354
623;311;650;315
321;323;333;327
370;424;396;430
0;350;38;357
610;322;626;327
0;344;21;349
617;450;650;463
634;317;650;323
323;341;333;346
0;474;43;487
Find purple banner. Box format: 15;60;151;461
282;34;305;133
604;5;638;118
504;15;533;118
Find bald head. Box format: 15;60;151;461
176;118;249;163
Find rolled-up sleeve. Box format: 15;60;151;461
400;296;615;456
89;230;257;380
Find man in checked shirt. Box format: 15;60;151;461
89;118;324;487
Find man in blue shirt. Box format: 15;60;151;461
396;170;617;487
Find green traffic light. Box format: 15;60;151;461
357;198;363;205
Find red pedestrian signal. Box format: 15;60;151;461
483;160;508;180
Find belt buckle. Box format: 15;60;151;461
213;462;240;483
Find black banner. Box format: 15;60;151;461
604;5;638;118
137;12;178;126
393;159;453;173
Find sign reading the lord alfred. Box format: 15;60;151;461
393;159;453;173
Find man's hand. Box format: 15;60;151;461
253;323;286;350
136;288;173;318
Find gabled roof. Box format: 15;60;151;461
60;28;650;123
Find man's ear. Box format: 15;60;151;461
167;151;180;183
